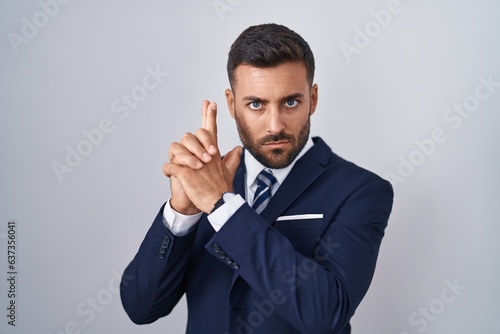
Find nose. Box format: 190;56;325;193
266;106;285;134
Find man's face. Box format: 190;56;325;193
225;62;318;169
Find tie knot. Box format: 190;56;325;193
256;169;277;188
252;170;277;214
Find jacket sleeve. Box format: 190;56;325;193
205;178;394;334
120;203;198;324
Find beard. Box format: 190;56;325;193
234;108;311;169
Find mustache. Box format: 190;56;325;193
259;132;294;145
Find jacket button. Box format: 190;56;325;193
225;257;233;264
218;251;227;259
212;243;221;253
158;252;166;259
162;240;170;247
232;262;240;270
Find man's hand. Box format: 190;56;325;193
164;101;242;214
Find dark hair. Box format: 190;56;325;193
227;23;315;87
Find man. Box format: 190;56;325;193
121;23;393;334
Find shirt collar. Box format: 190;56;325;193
244;137;314;189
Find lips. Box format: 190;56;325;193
260;132;293;143
263;140;289;147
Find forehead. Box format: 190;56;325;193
232;62;309;98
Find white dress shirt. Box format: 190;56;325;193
163;138;314;235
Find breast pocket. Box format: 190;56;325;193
273;214;328;256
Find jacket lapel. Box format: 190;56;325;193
232;137;331;213
233;152;246;199
260;137;331;223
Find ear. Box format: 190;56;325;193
225;88;235;119
309;84;318;115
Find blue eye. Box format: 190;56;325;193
285;100;298;108
249;102;262;110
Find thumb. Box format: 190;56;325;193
223;145;243;174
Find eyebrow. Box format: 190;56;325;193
241;93;305;104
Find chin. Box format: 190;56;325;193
258;150;293;169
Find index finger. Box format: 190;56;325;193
201;100;218;146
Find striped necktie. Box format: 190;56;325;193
252;169;277;214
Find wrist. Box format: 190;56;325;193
210;192;236;214
170;198;201;215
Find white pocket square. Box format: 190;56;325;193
275;214;324;221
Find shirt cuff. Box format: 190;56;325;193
207;194;246;232
162;198;203;236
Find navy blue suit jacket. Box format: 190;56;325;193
121;137;393;333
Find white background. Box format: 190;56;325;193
1;1;499;333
